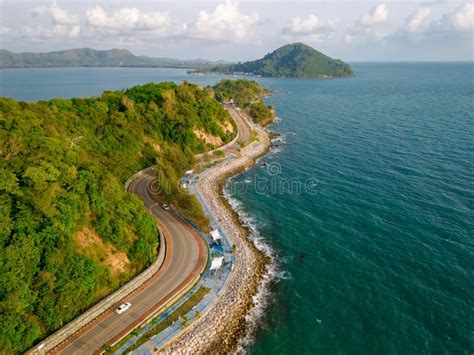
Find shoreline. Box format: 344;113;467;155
163;125;274;353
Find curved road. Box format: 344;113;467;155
223;105;253;154
50;106;251;354
55;171;206;354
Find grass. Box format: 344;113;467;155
213;150;225;157
123;286;211;353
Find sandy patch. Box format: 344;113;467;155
144;136;161;153
193;128;223;147
221;121;234;134
75;226;130;276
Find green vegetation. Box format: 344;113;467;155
212;79;275;126
195;42;353;78
153;149;211;231
0;82;234;353
0;48;223;69
248;101;275;126
212;79;269;107
123;286;210;352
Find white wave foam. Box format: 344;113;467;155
223;192;284;354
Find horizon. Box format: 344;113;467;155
0;1;473;62
2;45;474;64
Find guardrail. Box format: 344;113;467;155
28;175;166;355
28;104;241;355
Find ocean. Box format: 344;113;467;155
1;63;473;354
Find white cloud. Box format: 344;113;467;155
22;24;81;40
191;0;258;42
282;15;339;36
85;5;182;34
358;4;389;27
438;3;474;32
0;26;11;35
344;34;355;44
405;8;431;33
31;0;79;26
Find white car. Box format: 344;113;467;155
115;302;131;315
161;203;170;211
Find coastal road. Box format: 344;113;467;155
45;105;251;354
224;105;253;153
194;105;254;160
55;170;207;354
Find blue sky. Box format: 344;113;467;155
0;0;472;61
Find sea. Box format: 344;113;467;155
1;63;473;354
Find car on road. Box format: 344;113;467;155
115;302;131;315
161;203;170;211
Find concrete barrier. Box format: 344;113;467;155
28;174;165;355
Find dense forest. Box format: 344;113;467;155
194;42;354;78
0;81;235;353
212;79;275;126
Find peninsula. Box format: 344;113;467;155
2;79;274;354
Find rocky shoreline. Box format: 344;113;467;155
163;128;273;354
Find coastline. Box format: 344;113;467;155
163;124;273;353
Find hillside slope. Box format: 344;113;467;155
195;43;353;78
0;82;235;353
0;48;224;68
212;79;275;126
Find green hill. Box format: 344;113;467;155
0;48;224;68
195;43;353;78
0;82;236;353
212;79;275;126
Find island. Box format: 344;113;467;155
191;42;354;78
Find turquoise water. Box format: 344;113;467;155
229;63;474;354
1;64;473;354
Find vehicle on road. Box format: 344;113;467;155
115;302;131;315
161;203;170;211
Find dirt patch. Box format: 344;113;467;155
75;226;130;276
193;128;223;147
221;121;234;134
143;136;161;153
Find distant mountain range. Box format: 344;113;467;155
0;48;226;69
193;43;353;78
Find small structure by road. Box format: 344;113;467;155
210;229;222;244
210;257;224;271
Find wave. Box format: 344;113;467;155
223;192;286;354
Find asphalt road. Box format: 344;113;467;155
57;171;206;354
224;105;253;154
54;106;250;354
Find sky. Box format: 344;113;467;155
0;0;473;61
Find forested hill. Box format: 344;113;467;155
193;43;353;78
0;48;223;68
212;79;275;126
0;82;235;353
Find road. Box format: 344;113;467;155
222;105;253;154
194;105;253;160
55;170;207;354
50;105;252;354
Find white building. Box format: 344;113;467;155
210;229;222;243
209;256;224;271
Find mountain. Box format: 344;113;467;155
193;43;353;78
0;48;224;69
